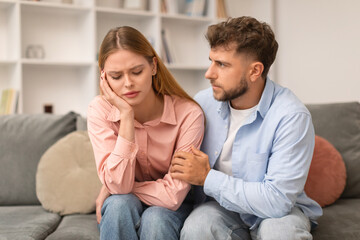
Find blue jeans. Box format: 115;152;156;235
251;207;312;240
99;194;192;240
181;201;312;240
181;201;251;240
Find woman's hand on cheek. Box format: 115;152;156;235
100;71;134;119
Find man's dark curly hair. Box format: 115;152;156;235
206;16;278;79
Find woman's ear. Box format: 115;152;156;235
152;57;158;75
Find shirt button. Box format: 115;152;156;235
225;125;228;129
215;151;218;155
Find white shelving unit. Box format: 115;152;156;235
0;0;230;116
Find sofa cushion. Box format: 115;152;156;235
0;112;77;205
305;136;346;207
76;115;87;131
307;102;360;198
46;214;99;240
0;206;61;239
36;131;102;216
312;198;360;240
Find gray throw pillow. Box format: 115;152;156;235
0;112;77;205
76;115;87;131
307;102;360;198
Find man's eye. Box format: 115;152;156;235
133;70;142;75
217;62;225;67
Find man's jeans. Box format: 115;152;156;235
180;201;312;240
99;193;192;240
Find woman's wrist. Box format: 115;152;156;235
118;109;135;143
119;108;134;120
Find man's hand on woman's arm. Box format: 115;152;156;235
170;146;211;186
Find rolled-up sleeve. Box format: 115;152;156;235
132;110;205;211
87;103;139;194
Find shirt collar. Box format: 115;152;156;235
257;77;274;119
106;94;177;125
217;77;275;119
160;94;177;125
217;101;229;120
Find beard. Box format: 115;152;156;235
212;75;248;101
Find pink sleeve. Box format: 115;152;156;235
132;110;205;211
87;104;139;194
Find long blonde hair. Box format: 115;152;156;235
98;26;197;105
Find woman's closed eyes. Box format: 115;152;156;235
108;69;143;80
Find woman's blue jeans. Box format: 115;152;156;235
99;193;192;240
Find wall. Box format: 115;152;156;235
226;0;277;79
275;0;360;104
227;0;360;104
227;0;274;26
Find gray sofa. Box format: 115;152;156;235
308;102;360;240
0;112;99;240
0;102;359;239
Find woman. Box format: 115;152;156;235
87;26;204;240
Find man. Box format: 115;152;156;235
170;16;322;240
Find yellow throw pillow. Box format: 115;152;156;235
36;131;102;215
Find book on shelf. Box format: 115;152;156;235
161;29;176;64
161;0;167;13
217;0;228;19
185;0;206;17
0;88;19;115
161;0;179;15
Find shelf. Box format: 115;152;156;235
161;13;213;24
0;62;19;93
161;20;210;66
95;0;156;12
96;10;158;54
160;0;213;19
21;4;94;62
0;60;16;65
166;63;209;71
1;0;221;115
20;1;91;13
96;6;156;18
21;59;93;68
169;70;209;97
0;1;17;60
0;0;14;8
22;63;96;115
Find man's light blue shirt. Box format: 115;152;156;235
194;78;323;229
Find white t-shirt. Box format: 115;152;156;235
214;103;258;176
